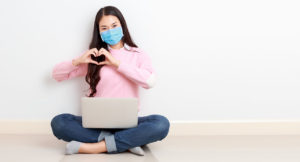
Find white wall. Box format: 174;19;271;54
0;0;299;121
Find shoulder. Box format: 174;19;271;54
124;44;152;62
124;44;145;54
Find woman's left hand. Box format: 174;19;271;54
96;48;120;68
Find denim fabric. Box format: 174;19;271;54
50;113;170;153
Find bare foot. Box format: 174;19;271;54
78;140;107;154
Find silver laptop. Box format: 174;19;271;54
81;97;138;129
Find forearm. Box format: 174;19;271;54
72;58;80;66
116;61;156;89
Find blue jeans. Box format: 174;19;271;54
50;113;170;154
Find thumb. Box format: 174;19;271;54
89;60;99;65
98;61;108;65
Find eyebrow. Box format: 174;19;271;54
100;21;117;27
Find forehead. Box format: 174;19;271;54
99;15;120;27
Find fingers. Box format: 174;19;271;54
90;48;98;57
88;60;99;65
99;48;107;56
88;47;108;57
88;60;108;66
92;51;97;57
86;51;96;57
92;51;98;57
98;48;103;56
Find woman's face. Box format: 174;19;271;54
99;15;122;33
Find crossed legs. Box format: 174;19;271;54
50;113;170;154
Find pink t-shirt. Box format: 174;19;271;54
52;44;156;112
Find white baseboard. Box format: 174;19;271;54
1;120;300;135
170;120;300;135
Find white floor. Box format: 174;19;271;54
0;134;300;162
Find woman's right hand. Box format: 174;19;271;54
72;48;99;66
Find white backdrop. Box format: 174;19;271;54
0;0;299;121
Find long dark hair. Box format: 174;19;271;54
85;6;138;97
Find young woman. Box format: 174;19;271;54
50;6;170;156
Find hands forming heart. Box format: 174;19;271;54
80;47;120;68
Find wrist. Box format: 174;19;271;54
114;60;120;69
72;59;80;66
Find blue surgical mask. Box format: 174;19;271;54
100;26;124;45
